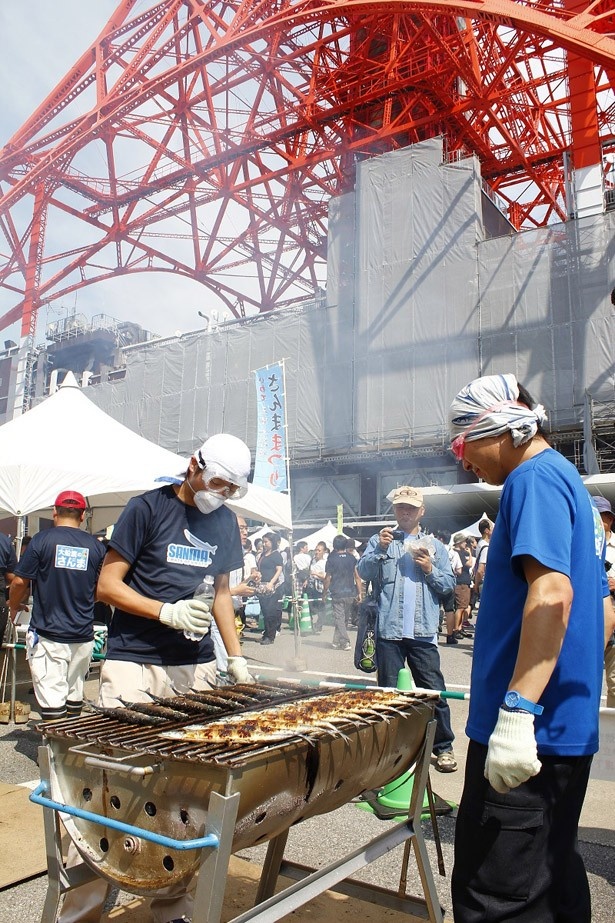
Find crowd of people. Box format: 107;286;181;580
0;370;613;923
226;506;493;667
234;533;363;650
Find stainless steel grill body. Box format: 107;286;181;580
42;685;435;896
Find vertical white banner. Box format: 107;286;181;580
253;362;288;491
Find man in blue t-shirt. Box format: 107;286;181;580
9;491;105;720
448;373;612;923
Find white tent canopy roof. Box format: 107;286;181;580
245;523;290;549
449;511;492;540
414;476;615;532
0;372;292;531
0;372;186;518
227;486;291;530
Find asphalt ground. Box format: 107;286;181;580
0;617;613;922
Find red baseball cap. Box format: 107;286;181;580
54;490;87;510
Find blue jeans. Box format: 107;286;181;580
376;637;454;755
452;741;592;922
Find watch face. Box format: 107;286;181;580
505;691;520;708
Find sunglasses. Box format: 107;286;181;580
450;400;520;461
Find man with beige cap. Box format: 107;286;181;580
357;485;457;772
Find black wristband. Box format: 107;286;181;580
501;703;532;715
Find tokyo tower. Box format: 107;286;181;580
0;0;613;362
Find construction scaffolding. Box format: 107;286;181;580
85;141;614;475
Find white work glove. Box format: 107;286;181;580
226;655;254;684
159;599;213;634
485;707;542;794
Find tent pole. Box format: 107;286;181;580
15;512;24;556
9;626;17;723
287;529;306;671
10;514;25;722
279;361;304;672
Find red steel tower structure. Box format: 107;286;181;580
0;0;614;399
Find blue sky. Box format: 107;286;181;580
0;2;232;344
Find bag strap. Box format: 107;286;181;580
473;544;487;574
366;559;383;600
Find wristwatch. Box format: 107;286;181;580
503;690;544;715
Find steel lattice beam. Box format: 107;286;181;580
0;0;614;337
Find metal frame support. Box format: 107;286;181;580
34;719;443;923
218;719;443;923
37;746;102;923
192;791;242;923
35;746;236;923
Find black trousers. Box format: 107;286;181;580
452;740;592;923
376;638;455;756
259;592;282;640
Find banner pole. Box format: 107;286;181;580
252;360;304;670
280;360;306;671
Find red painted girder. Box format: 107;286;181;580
2;4;614;197
0;1;614;333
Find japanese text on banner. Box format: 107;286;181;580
253;364;288;491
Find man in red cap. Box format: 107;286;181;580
8;491;106;720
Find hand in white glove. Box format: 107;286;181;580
485;707;542;794
159;599;213;634
226;655;254;684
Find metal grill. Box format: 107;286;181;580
42;681;331;759
33;681;443;923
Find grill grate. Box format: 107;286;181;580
43;682;435;765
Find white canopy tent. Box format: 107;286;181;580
227;487;291;531
0;373;186;531
452;511;492;540
419;475;615;533
82;483;292;534
0;373;292;533
245;523;290;549
300;520;347;550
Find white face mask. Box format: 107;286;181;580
193;491;226;514
187;475;226;515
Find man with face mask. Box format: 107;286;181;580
58;434;253;923
97;433;254;701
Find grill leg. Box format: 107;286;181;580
38;745;69;923
192;790;241;923
37;746;105;923
255;830;290;903
407;720;444;923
